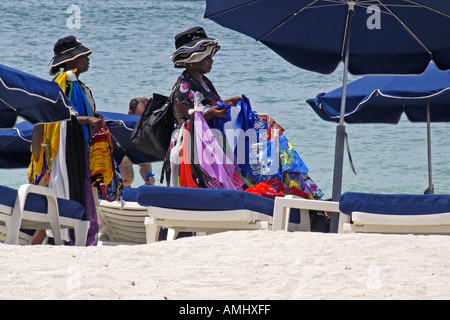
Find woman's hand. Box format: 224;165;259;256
145;176;156;185
223;96;242;106
77;116;104;132
89;117;105;132
204;105;227;121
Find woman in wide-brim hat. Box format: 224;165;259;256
29;35;102;245
49;36;91;74
48;35;102;135
166;27;244;189
170;26;242;126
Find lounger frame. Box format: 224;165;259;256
97;199;148;244
0;184;89;246
343;211;450;234
272;195;349;233
144;206;274;243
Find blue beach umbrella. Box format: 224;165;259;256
205;1;450;75
0;112;159;169
307;63;450;194
0;64;75;129
204;0;450;231
0;121;34;169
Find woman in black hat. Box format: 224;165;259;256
170;26;242;126
166;27;243;188
29;36;102;245
49;35;103;134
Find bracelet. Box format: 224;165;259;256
176;115;188;121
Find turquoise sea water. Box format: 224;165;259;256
1;0;449;198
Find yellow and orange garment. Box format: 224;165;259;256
89;125;114;189
27;72;69;185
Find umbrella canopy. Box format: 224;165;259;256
205;0;450;232
307;63;450;194
0;112;159;169
0;121;33;169
0;64;75;128
307;63;450;124
205;1;450;75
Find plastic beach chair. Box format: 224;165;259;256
135;186;302;243
0;184;89;245
272;195;350;233
97;188;149;244
97;188;196;244
339;192;450;234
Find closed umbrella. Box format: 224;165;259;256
0;112;159;169
0;121;33;169
204;0;450;231
0;64;75;128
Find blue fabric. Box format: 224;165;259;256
278;134;308;174
0;121;34;168
0;185;85;220
24;194;85;220
212;95;255;133
204;1;450;75
69;81;93;143
339;192;450;216
137;185;274;215
121;187;139;202
307;63;450;124
0;185;18;208
212;95;256;177
0;64;73;129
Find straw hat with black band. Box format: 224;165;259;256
171;26;220;68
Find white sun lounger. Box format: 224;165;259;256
340;192;450;235
144;207;272;243
136;186;302;243
97;188;186;244
0;184;89;245
97;194;148;244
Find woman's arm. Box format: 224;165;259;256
31;124;44;162
222;96;242;106
77;116;104;132
173;103;192;126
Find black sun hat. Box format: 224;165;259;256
174;26;216;49
49;36;92;68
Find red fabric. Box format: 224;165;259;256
245;178;310;200
179;122;198;188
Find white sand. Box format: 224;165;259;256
0;230;449;300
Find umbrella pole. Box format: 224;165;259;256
426;99;435;194
330;2;354;233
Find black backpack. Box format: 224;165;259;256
130;93;175;160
